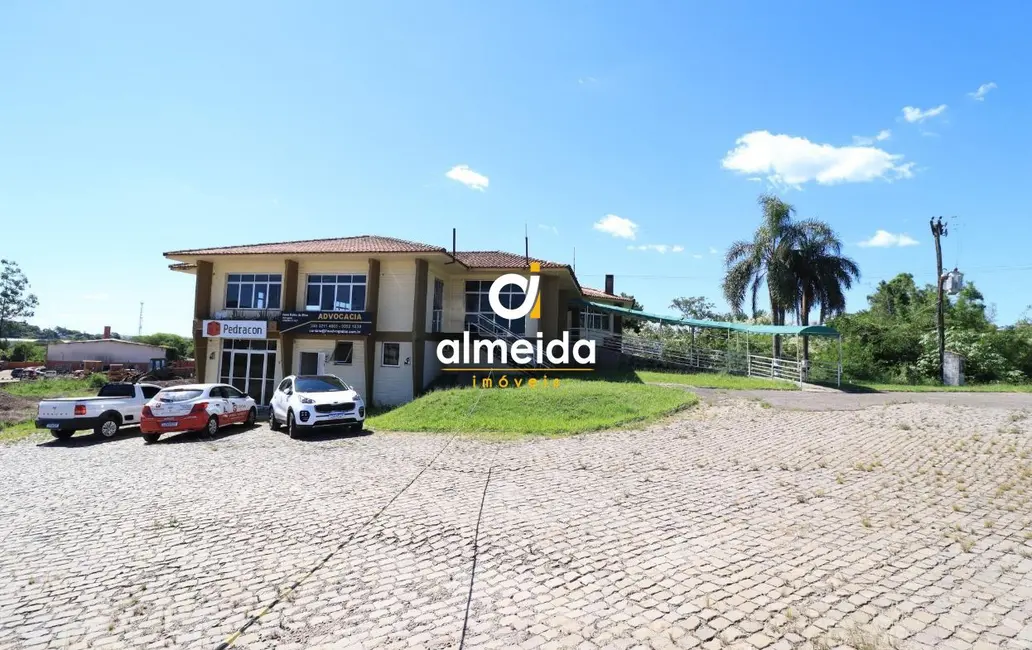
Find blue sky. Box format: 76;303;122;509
2;1;1030;337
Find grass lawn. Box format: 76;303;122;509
634;370;800;391
849;382;1032;393
0;421;41;444
368;379;697;437
2;378;97;399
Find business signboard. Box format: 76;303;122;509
203;320;268;339
279;311;373;336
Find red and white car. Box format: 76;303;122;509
140;383;257;444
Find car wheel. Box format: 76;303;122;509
349;423;363;433
51;429;75;440
245;407;257;427
269;412;281;431
143;433;161;444
206;415;219;436
95;417;119;438
287;411;299;439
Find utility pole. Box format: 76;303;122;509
930;217;948;383
138;302;144;337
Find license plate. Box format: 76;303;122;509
161;420;178;428
46;423;60;429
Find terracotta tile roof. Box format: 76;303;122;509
165;235;446;257
452;251;568;269
582;286;634;303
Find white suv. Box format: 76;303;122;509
270;375;366;438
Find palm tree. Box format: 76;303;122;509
722;194;801;358
789;220;860;360
722;194;859;361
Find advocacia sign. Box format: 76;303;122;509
279;311;373;336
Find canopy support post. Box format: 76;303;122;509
797;334;802;387
746;333;751;377
837;335;843;388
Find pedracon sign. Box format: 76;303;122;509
202;320;268;339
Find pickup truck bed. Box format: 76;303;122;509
36;383;162;439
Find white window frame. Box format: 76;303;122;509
465;280;526;334
431;278;444;333
304;274;368;312
381;342;401;367
580;307;611;332
225;274;282;310
332;341;354;365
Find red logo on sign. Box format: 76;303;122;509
206;321;222;337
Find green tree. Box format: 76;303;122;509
0;260;39;341
8;341;45;362
670;296;719;321
789;220;860;360
619;292;646;333
722;194;857;359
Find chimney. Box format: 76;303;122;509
604;274;614;295
103;326;111;339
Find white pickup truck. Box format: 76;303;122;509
35;383;162;440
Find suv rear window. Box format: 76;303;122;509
156;389;204;402
98;384;135;398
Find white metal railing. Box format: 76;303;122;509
582;329;805;385
468;314;554;369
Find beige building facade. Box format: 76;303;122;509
165;235;631;406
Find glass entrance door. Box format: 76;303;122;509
219;340;277;405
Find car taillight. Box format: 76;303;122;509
142;406;153;418
74;404;87;416
189;402;209;414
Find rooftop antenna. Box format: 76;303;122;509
524;223;530;268
446;227;458;265
138;302;144;337
573;247;576;273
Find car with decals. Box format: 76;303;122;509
35;382;162;440
269;375;365;438
140;383;257;444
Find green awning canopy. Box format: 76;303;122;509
578;300;840;338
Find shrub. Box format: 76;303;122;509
87;373;109;389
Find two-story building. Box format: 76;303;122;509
165;235;633;406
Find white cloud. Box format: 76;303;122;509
82;292;109;301
594;214;638;240
627;244;683;254
902;104;947;123
852;129;892;146
858;230;920;248
967;82;997;101
578;76;597;85
721;130;915;187
538;224;558;235
709;247;719;255
692;254;703;260
445;164;489;191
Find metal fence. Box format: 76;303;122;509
581;329;811;386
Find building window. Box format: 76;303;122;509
431;278;444;333
305;274;367;311
464;280;526;335
580;307;611;332
332;342;354;365
381;342;400;367
226;274;282;309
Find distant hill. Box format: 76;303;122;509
0;321;124;341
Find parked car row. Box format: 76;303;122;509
35;375;366;443
11;367;57;380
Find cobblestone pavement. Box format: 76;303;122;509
2;394;1032;650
